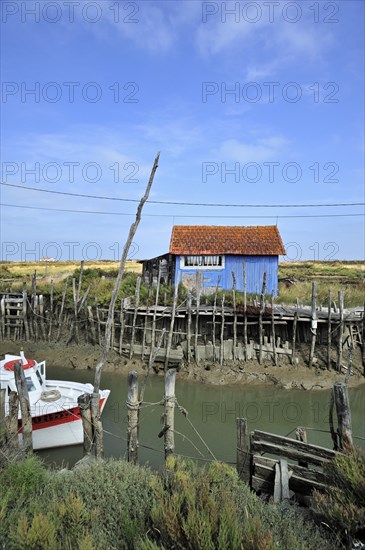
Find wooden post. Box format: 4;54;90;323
236;418;251;485
39;294;47;340
57;276;69;342
232;272;237;361
329;388;338;451
291;308;298;366
333;382;353;451
336;291;344;372
0;388;6;445
308;282;317;368
212;276;221;362
164;369;176;461
22;289;30;342
127;371;139;464
90;393;103;459
6;392;19;448
129;276;141;359
296;427;308;467
14;361;32;452
77;260;84;303
327;289;332;370
118;299;125;355
280;459;290;501
220;293;225;365
149;264;161;362
141;275;152;361
258;272;267;365
271;291;277;366
48;280;54;342
187;293;192;364
194;272;202;362
77;393;93;455
243;264;248;361
165;275;180;370
92;153;160;459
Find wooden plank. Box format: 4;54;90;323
280;459;290;500
252;430;336;460
236;418;251;484
253;455;327;484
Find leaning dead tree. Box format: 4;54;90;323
90;151;160;457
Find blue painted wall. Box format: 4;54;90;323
174;255;279;295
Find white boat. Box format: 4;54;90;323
0;351;110;450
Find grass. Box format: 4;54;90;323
0;455;338;550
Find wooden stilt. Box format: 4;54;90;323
291;309;298;366
327;289;332;370
271;292;277;366
243;264;248;361
22;289;30;342
194;272;202;362
48;280;54;342
336;291;344;372
56;276;69;342
141;274;152;361
165;275;180;370
90;393;103;459
258;272;267;365
130;276;141;359
212;276;221;362
187;293;192;364
232;272;237;361
118;299;125;355
149;264;161;363
220;293;225;366
308;282;317;368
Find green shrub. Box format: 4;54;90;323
312;447;365;545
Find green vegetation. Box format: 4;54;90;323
0;455;336;550
312;446;365;547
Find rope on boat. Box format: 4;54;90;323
40;389;62;402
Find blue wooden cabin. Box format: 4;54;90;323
141;225;285;295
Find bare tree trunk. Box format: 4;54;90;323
92;153;160;457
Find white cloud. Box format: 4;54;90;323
214;136;289;162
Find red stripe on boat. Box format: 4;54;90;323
17;398;106;432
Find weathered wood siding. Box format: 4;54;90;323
175;255;279;295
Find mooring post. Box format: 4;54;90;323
77;393;93;455
308;282;317;368
236;418;251;485
127;371;139;465
164;369;176;461
14;361;33;452
91;393;104;459
333;382;353;452
130;276;141;359
296;427;308;467
232;272;237;361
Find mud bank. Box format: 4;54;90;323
1;340;364;391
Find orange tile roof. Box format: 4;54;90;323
169;225;285;256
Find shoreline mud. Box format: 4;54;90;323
1;340;364;391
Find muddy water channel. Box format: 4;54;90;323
38;366;365;469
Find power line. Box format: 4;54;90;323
1;202;364;219
1;182;364;209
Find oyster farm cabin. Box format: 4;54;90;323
142;225;285;295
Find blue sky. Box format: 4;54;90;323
1;0;364;262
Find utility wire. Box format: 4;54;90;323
1;182;363;209
1;203;364;219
